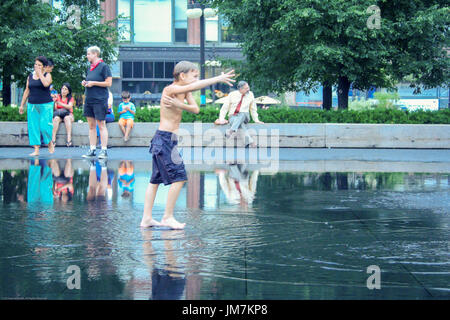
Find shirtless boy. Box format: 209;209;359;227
140;61;235;229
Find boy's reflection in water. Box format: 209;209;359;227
118;160;135;198
216;163;259;208
141;229;186;300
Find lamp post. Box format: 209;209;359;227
187;2;217;107
206;46;221;104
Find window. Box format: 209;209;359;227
155;62;164;78
122;81;140;94
165;62;175;79
144;62;154;78
118;0;131;42
141;81;171;93
123;62;132;78
118;1;238;44
221;16;240;43
118;0;131;17
123;61;177;79
122;81;171;94
174;0;187;42
205;16;219;42
134;0;172;42
133;62;143;78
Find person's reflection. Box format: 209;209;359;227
216;163;259;208
118;160;135;198
2;170;27;204
27;159;53;204
49;159;74;203
87;160;108;202
141;229;186;300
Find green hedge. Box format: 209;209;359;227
1;105;449;124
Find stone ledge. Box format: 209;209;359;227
0;122;448;149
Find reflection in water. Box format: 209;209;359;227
49;159;74;203
27;159;53;204
119;160;135;198
0;159;449;299
141;229;186;300
87;160;108;201
216;163;259;208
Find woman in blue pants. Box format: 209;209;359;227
20;56;55;156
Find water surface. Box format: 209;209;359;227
0;158;448;299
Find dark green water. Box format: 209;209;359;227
0;159;449;299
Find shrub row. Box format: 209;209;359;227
1;105;449;124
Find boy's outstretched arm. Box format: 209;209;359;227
162;92;199;114
169;70;236;95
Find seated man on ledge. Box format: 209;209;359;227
214;80;264;148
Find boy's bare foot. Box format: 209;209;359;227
124;136;129;142
29;151;39;157
48;141;55;154
140;218;161;228
160;217;186;230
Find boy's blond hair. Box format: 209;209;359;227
173;61;198;81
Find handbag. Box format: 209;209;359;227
54;108;70;119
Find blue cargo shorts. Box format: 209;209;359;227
149;130;187;185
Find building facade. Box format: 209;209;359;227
100;0;244;105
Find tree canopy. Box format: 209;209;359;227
210;0;449;108
0;0;120;106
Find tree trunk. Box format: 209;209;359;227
337;76;350;110
1;75;11;106
322;82;332;110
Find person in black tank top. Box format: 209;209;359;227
19;56;55;156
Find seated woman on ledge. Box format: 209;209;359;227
51;83;75;147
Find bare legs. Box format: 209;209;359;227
87;117;107;148
64;115;73;144
29;145;40;157
29;143;54;156
98;120;108;148
87;117;97;147
161;181;186;229
119;122;133;141
52;117;61;143
140;180;186;230
52;115;73;146
140;183;161;228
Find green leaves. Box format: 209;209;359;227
210;0;449;109
4;104;449;125
0;0;119;100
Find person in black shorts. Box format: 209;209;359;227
81;46;112;159
139;61;235;230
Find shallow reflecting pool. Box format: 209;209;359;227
0;158;449;299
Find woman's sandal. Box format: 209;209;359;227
66;140;73;147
